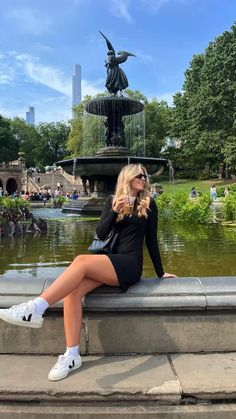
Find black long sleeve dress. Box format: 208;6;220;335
96;195;164;291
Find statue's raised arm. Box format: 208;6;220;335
100;31;135;95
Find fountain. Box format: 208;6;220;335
59;32;168;213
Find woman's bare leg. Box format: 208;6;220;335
40;254;119;305
63;277;101;347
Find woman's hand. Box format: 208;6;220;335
162;272;177;278
113;195;129;213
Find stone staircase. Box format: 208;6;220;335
1;271;236;418
30;172;81;193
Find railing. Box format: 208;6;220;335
0;161;23;171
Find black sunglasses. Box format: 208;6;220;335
135;173;147;180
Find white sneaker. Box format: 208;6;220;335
0;300;44;329
48;354;82;381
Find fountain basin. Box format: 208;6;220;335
58;156;168;178
58;156;168;213
85;96;144;116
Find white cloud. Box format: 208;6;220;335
13;53;104;99
108;0;134;23
0;74;14;85
0;61;15;85
0;52;104;122
81;79;103;98
5;7;52;36
142;0;169;12
142;0;188;13
14;53;72;96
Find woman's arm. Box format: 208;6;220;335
96;195;118;240
145;198;165;278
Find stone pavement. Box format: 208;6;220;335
1;352;236;402
1;353;236;417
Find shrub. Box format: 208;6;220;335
53;195;68;208
222;192;236;221
156;192;212;224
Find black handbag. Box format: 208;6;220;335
88;230;118;254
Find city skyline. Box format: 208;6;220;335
0;0;235;123
72;64;82;118
26;106;35;125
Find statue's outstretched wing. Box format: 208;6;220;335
116;51;136;64
117;51;136;57
100;31;115;55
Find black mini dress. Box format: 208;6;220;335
96;195;164;291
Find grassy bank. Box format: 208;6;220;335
160;178;236;195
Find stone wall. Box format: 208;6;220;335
0;158;27;195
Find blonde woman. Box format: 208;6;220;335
0;164;176;381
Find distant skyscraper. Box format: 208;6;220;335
26;106;35;126
72;64;81;117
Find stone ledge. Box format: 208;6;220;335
1;269;236;310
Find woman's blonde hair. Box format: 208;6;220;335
113;164;151;221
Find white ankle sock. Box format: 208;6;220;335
65;345;79;357
33;297;49;316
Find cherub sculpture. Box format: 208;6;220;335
100;31;135;95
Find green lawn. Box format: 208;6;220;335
158;178;236;195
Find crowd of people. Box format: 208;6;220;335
2;187;81;205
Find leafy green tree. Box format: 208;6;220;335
67;103;84;157
145;99;172;158
125;89;148;104
68;95;105;157
10;118;39;167
35;122;70;166
170;22;236;176
0;115;19;162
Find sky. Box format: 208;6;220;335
0;0;235;124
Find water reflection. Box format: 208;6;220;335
0;209;236;277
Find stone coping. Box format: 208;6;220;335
1;268;236;310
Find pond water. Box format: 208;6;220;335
0;207;236;277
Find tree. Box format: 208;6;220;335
67;103;84;157
0;115;19;162
68;95;109;157
145;99;172;158
170;22;236;176
10;118;39;167
125;89;148;104
35;122;70;166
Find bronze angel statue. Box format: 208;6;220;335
100;31;135;95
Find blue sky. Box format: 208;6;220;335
0;0;235;123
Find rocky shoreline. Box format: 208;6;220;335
0;200;47;237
